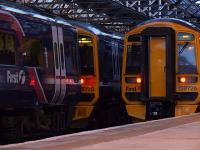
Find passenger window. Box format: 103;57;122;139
22;38;43;67
0;32;16;65
104;39;113;79
5;34;15;51
64;42;76;74
178;43;197;73
63;28;79;75
0;33;3;50
71;44;78;73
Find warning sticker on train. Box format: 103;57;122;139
7;70;26;84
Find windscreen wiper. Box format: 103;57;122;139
179;42;189;55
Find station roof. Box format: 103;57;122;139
10;0;200;33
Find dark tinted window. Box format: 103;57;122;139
63;29;78;75
22;38;43;67
104;39;113;79
128;34;141;42
126;34;141;74
119;43;123;75
79;35;94;75
64;41;78;74
126;43;142;74
0;32;16;65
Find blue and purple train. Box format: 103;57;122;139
0;0;127;138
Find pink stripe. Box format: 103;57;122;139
28;68;47;104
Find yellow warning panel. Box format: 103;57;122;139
150;37;166;97
73;106;94;120
126;104;146;120
175;105;197;116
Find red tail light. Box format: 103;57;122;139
30;79;36;86
81;76;95;86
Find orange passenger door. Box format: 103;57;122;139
149;37;166;97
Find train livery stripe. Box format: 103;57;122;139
58;27;66;104
51;26;61;104
28;68;48;104
0;10;25;36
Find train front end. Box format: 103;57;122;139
71;28;99;128
122;19;200;121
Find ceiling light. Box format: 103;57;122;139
195;1;200;4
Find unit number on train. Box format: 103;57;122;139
82;87;94;92
177;86;198;92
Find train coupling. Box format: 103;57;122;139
147;101;175;120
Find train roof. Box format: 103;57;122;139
0;1;123;39
130;18;200;33
0;0;73;27
67;19;123;40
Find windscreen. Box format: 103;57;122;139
178;43;197;73
79;35;94;75
126;34;142;74
177;32;197;73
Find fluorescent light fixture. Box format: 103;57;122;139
195;0;200;4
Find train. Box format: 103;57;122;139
67;21;129;129
0;0;81;138
3;0;199;139
122;18;200;121
0;0;128;138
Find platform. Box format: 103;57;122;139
1;113;200;150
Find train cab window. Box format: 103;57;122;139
78;35;94;75
177;32;197;73
0;32;16;65
178;43;197;73
22;38;43;67
126;35;141;74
